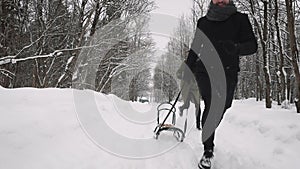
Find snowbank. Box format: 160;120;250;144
0;88;299;169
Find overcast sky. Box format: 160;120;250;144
149;0;194;51
152;0;193;17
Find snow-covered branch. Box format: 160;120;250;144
0;69;15;79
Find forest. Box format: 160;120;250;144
1;0;300;112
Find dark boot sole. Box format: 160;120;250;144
198;163;210;169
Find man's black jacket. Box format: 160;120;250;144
186;12;257;74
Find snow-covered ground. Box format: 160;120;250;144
1;87;300;169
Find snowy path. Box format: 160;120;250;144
215;100;300;169
0;87;299;169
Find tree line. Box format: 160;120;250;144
0;0;155;101
1;0;300;112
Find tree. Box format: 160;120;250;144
191;0;209;28
285;0;300;112
153;64;179;103
0;0;30;87
274;0;288;105
260;0;272;108
0;0;156;92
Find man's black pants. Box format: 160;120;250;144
196;71;238;151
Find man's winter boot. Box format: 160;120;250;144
198;150;214;169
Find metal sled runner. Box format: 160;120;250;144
153;91;188;142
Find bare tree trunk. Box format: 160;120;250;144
274;40;281;105
268;1;279;105
285;0;300;113
249;0;263;101
287;69;291;102
255;53;263;101
274;0;287;104
90;0;102;37
262;1;272;108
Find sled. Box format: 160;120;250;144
153;90;188;142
